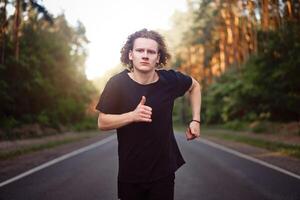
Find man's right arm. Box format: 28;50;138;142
98;96;152;131
98;112;134;131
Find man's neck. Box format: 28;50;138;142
129;69;158;85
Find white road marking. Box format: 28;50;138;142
197;138;300;180
2;133;299;188
0;135;116;188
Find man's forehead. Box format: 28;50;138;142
133;37;158;50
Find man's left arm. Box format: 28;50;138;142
186;77;201;140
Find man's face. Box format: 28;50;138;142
129;38;160;73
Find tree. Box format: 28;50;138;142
10;0;53;60
0;12;96;134
167;0;300;124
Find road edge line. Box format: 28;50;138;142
197;138;300;180
0;134;116;188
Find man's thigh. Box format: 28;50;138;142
118;181;145;200
147;173;175;200
118;173;175;200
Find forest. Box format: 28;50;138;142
0;0;299;139
167;0;300;131
0;0;96;139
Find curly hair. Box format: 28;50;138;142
120;29;171;69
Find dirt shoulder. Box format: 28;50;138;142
0;130;114;183
202;128;300;145
201;128;300;176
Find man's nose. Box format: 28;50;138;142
142;51;149;58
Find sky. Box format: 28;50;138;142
43;0;187;80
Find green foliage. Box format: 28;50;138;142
0;13;96;135
203;21;300;124
223;120;248;131
0;117;19;129
204;68;245;123
72;116;98;132
173;96;193;126
242;22;300;121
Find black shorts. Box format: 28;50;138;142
118;173;175;200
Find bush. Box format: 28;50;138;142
72;116;98;132
223;120;247;131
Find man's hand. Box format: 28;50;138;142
130;96;152;123
186;121;200;140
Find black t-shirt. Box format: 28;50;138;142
96;69;192;183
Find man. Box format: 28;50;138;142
96;29;201;200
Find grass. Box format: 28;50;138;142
203;130;300;159
174;124;300;159
0;131;100;160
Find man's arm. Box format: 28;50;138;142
98;96;152;131
186;77;201;140
98;112;134;131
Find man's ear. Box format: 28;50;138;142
156;53;160;63
129;50;133;60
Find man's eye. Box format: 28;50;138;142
136;49;144;52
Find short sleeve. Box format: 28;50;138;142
95;78;121;114
172;70;192;98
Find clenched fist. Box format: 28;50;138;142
130;96;152;123
186;121;200;140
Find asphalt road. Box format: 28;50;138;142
0;133;300;200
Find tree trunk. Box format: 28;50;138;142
286;0;293;19
0;0;7;64
13;0;21;60
261;0;269;31
272;0;281;29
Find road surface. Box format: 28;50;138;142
0;133;299;200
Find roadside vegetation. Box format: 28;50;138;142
174;123;300;159
0;2;98;140
1;1;299;160
170;0;299;158
0;131;102;160
202;127;300;159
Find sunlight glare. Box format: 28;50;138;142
43;0;187;80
